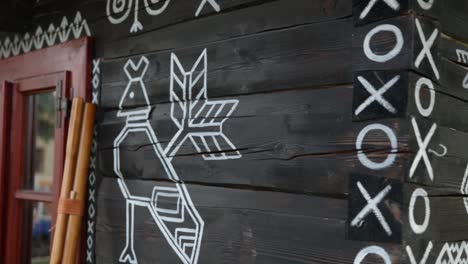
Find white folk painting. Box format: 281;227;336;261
436;241;468;264
0;11;90;59
113;49;241;264
107;0;221;33
106;0;171;33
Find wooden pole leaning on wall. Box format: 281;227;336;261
62;102;96;263
50;98;85;264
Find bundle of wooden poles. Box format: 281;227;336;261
50;98;96;264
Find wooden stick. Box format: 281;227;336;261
50;98;84;264
62;103;96;263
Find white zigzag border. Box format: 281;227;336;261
0;11;91;59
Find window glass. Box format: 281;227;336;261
23;91;55;193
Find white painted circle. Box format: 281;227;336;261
415;77;435;117
409;188;431;234
364;24;404;63
356;124;398;170
129;91;135;99
417;0;434;10
354;246;391;264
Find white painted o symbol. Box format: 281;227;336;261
417;0;434;10
409;188;431;234
356;124;398;170
364;24;404;63
354;246;391;264
415;77;435;117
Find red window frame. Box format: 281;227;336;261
0;37;93;263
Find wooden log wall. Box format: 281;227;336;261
1;0;468;263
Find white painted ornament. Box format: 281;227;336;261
0;11;91;59
436;241;468;264
355;75;400;116
414;77;435;117
456;49;468;89
195;0;220;17
457;49;468;64
356;123;398;170
354;246;392;264
409;118;437;181
408;188;430;234
113;50;241;264
351;182;393;236
364;24;404;63
417;0;434;10
414;18;440;80
106;0;171;33
461;164;468;215
406;241;433;264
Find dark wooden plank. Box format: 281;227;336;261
95;0;352;58
95;177;403;263
99;18;352;109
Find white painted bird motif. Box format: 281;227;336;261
113;49;241;264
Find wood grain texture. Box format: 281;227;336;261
98;18;352;109
95;177;403;264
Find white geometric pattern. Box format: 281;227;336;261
462;164;468;216
86;59;100;264
436;241;468;264
0;11;91;59
113;50;241;264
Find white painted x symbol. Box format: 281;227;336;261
360;0;401;19
409;118;437;181
351;181;393;236
195;0;220;17
93;59;100;74
415;18;440;80
355;75;399;116
92;91;99;104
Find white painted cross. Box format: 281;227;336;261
409;118;437;181
414;18;440;80
359;0;401;20
351;181;393;236
195;0;220;17
355;75;400;116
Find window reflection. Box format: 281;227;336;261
22;201;52;264
23;91;55;193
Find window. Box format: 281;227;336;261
0;37;92;264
